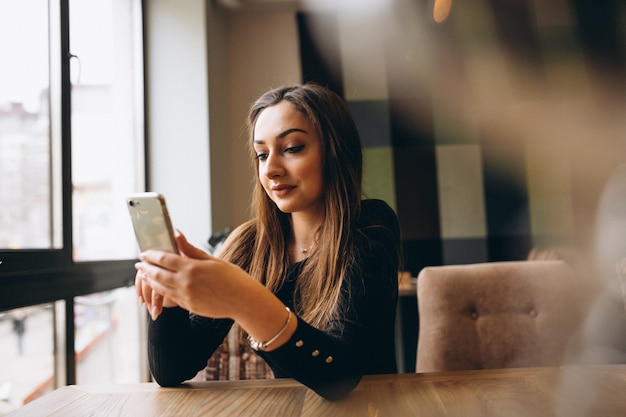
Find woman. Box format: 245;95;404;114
135;84;401;400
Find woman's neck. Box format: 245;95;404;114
289;212;322;261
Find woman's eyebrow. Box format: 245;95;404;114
254;128;308;144
278;127;307;138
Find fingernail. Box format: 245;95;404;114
151;306;158;321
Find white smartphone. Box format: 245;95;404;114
126;192;179;254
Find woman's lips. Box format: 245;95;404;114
271;184;295;197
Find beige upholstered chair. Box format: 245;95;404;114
416;260;581;373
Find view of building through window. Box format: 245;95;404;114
70;0;145;261
0;0;146;413
0;0;56;250
0;303;55;415
0;0;144;258
0;289;144;415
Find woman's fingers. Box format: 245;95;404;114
142;279;153;312
176;231;212;260
150;291;164;320
140;250;180;272
136;258;180;314
134;265;153;309
134;271;144;304
136;246;232;318
135;262;169;320
137;259;174;291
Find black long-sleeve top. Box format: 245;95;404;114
147;199;401;400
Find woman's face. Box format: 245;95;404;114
253;101;324;218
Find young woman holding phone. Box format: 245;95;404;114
135;84;401;400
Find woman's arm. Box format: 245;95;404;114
148;308;233;386
138;232;300;384
140;201;400;398
259;199;401;400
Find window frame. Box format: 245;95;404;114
0;0;144;384
0;0;139;310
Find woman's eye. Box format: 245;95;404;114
255;153;268;161
285;145;305;154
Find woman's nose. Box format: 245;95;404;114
263;153;284;178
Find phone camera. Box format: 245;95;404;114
129;200;137;207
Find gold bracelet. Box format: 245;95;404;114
247;307;292;352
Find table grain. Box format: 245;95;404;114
8;365;626;417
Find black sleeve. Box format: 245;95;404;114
258;199;401;400
148;307;233;386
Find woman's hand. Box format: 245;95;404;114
136;231;297;350
135;231;253;320
135;268;169;320
175;231;213;261
135;231;212;319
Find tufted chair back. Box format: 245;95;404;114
416;260;581;373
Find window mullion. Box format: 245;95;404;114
60;0;73;263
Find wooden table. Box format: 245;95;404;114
8;365;626;416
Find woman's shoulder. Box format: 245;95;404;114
359;199;398;228
353;199;402;277
361;198;395;213
356;199;401;247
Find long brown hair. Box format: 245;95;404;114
219;84;363;329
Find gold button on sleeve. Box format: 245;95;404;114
295;340;304;347
325;356;334;364
312;350;320;357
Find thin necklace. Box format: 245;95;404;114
299;244;314;254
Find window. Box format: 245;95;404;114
70;0;145;261
0;0;61;252
0;303;55;414
0;0;146;408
